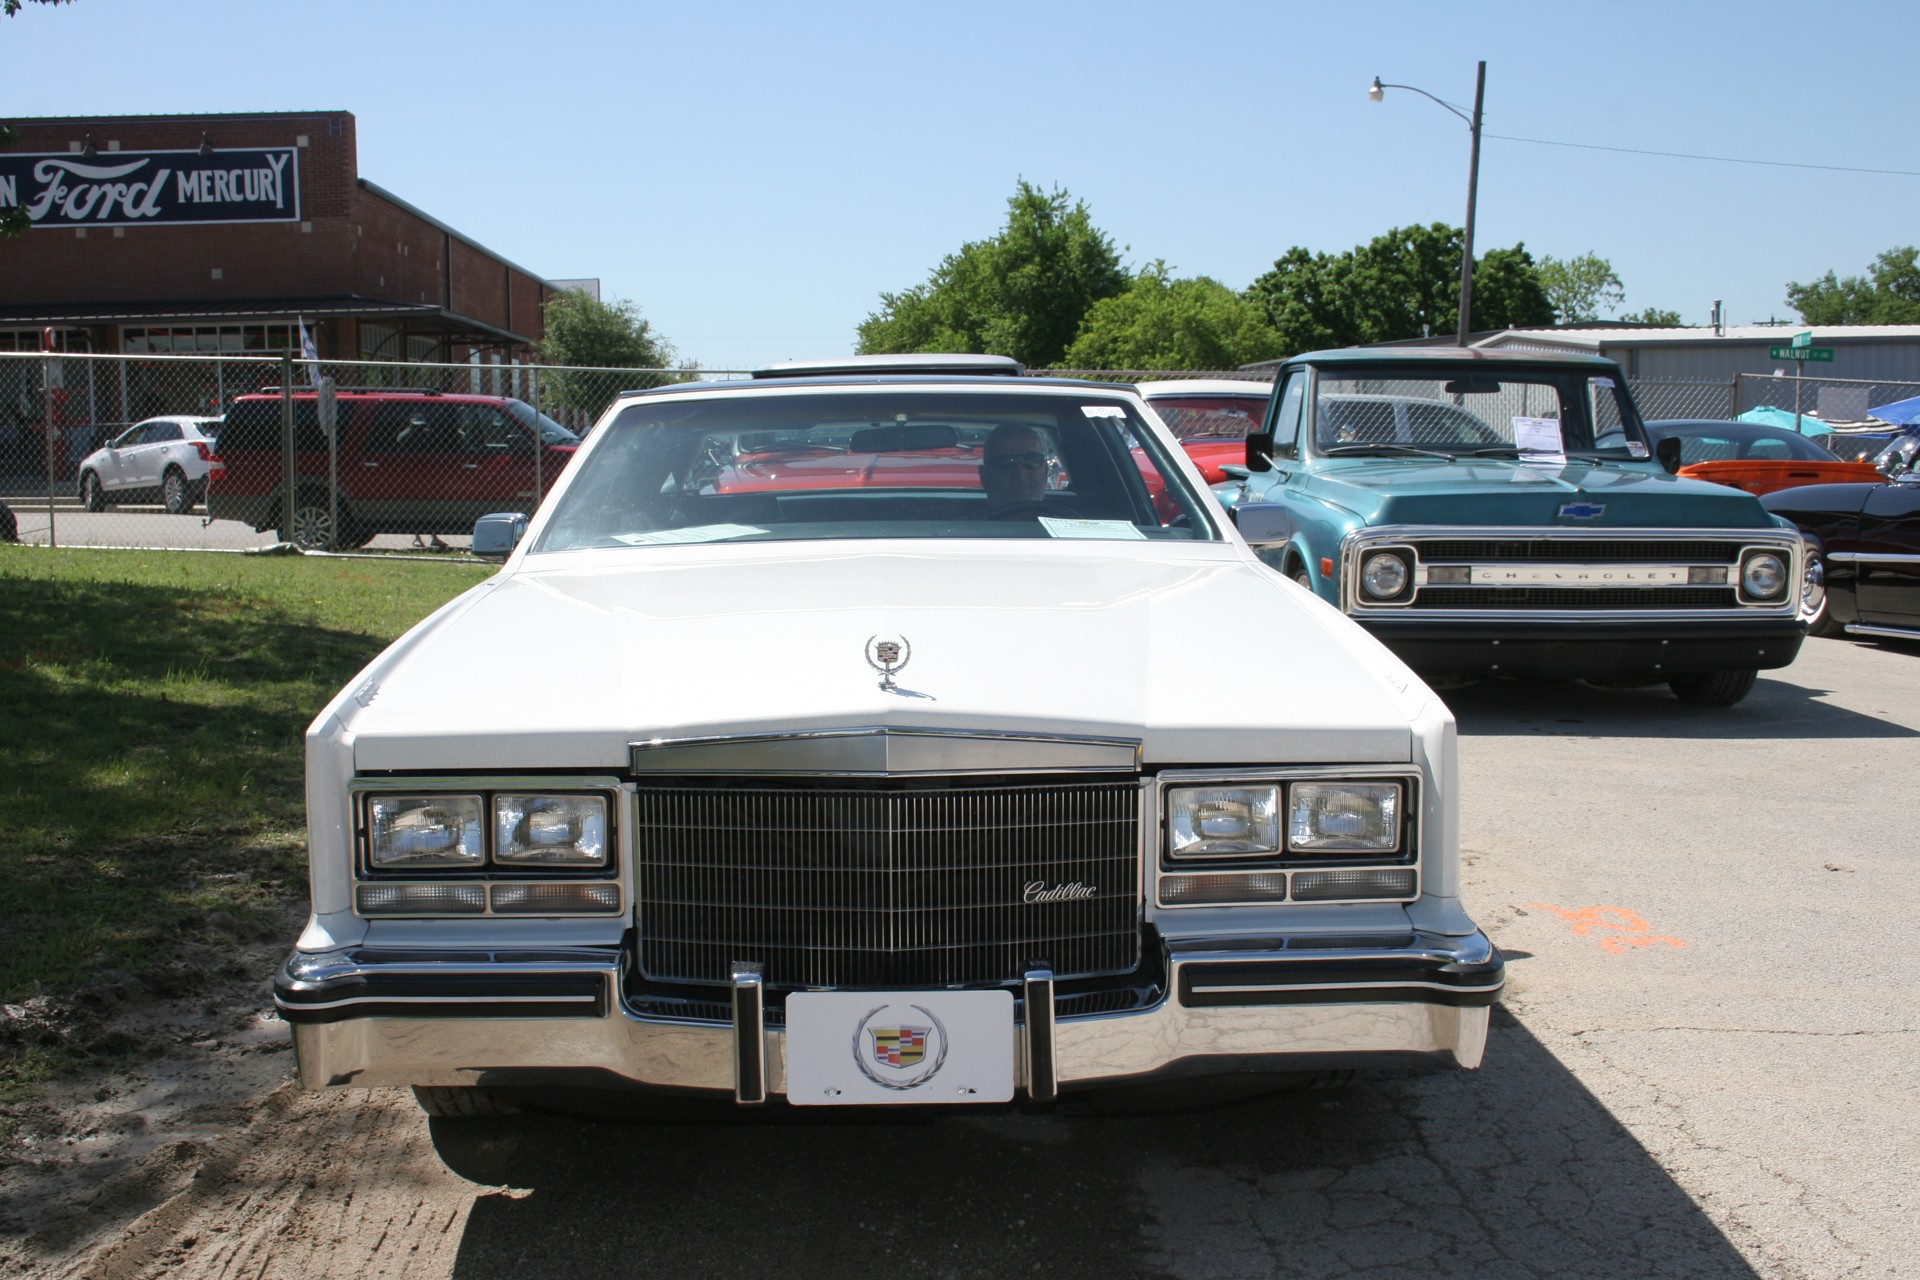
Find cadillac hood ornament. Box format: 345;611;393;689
865;634;912;690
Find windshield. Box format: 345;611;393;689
1308;366;1650;460
507;400;581;445
534;388;1220;551
1147;394;1270;441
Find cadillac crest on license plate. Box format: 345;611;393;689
784;990;1015;1105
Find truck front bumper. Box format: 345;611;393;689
275;930;1504;1101
1359;617;1806;679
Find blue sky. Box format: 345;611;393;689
7;0;1917;368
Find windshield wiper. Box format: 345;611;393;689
1321;443;1456;461
1459;446;1521;458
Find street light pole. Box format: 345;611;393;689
1369;62;1487;347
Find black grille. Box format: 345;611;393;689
1414;539;1745;563
633;778;1141;988
1409;587;1737;610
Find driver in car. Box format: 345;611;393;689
978;423;1052;515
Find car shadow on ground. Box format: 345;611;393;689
1441;666;1918;741
434;1011;1761;1280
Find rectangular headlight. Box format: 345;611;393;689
367;794;485;868
493;794;609;866
1287;783;1401;854
1167;785;1280;858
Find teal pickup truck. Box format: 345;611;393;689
1222;348;1811;706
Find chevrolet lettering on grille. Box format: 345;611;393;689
1466;565;1692;587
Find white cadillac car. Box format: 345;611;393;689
276;355;1503;1117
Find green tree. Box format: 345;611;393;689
1248;223;1553;352
534;291;682;420
1620;306;1682;326
1537;252;1625;322
1786;247;1920;324
1062;264;1287;370
3;0;76;14
858;181;1129;368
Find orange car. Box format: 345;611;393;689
1646;419;1883;497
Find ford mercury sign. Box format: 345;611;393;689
0;147;300;228
273;355;1504;1133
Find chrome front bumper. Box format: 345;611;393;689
276;931;1503;1099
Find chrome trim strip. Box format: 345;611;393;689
279;993;597;1012
1024;966;1058;1103
1188;979;1505;996
628;726;1142;776
731;960;767;1105
1844;622;1920;638
1338;524;1803;619
1829;551;1920;566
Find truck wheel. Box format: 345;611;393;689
411;1086;523;1118
1668;669;1758;706
81;471;108;512
161;466;192;514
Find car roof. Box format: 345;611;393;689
1135;378;1272;398
1284;346;1621;371
231;389;518;405
613;374;1139;400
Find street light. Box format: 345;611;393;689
1368;63;1486;346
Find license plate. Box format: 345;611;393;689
785;990;1015;1105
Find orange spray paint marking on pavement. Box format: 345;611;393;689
1531;904;1688;953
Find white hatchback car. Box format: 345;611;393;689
77;415;222;514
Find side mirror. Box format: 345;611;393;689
471;511;529;562
1245;432;1274;474
1655;436;1683;475
1230;502;1289;547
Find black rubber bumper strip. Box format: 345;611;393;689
274;970;609;1024
1178;952;1506;1009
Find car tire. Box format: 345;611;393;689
278;491;342;551
1668;669;1759;707
411;1085;523;1118
1803;554;1844;639
161;466;192;515
81;471;108;512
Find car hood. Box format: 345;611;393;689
339;544;1427;770
1307;458;1778;528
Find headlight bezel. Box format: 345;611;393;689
351;777;622;918
1156;767;1420;908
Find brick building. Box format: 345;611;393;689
0;110;563;365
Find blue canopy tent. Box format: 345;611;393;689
1868;394;1920;427
1736;405;1833;437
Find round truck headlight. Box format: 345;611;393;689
1360;552;1410;600
1741;552;1787;600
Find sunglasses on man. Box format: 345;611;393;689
983;452;1049;471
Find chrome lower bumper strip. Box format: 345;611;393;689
277;931;1503;1096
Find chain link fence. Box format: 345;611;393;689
7;353;1912;553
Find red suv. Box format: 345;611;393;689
206;389;578;549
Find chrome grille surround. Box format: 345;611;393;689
632;776;1143;989
1341;525;1803;619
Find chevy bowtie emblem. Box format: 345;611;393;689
865;634;912;690
1558;502;1606;519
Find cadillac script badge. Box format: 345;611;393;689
865;634;912;690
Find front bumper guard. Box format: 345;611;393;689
275;931;1504;1099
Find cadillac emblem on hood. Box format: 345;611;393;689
865;634;912;690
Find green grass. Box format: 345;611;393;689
0;547;493;1007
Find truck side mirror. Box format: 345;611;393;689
1655;436;1683;474
1245;432;1274;474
